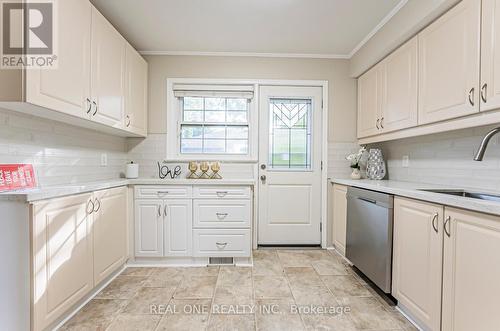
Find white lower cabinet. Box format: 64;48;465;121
133;185;252;260
332;184;347;255
393;197;500;331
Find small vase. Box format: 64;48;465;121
350;168;361;180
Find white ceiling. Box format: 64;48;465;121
90;0;406;58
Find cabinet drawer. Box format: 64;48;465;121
193;200;251;228
193;186;251;199
193;229;251;257
134;186;192;199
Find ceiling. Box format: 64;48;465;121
90;0;406;58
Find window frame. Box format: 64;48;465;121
166;80;259;162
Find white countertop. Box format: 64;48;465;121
0;178;256;202
331;178;500;216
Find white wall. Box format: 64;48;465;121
0;108;128;187
372;124;500;191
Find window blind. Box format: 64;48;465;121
173;84;254;99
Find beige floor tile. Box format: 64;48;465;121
95;276;146;300
143;271;183;288
302;250;333;262
277;250;313;267
336;297;401;330
121;267;157;277
213;285;254;310
174;276;218;299
253;275;293;299
252;258;284;276
60;299;127;330
218;266;253;287
252;250;279;261
156;314;210;331
181;266;220;278
207;314;255;331
107;313;161;331
122;287;176;314
311;259;350;276
255;299;305;331
290;285;337;307
285;267;324;287
321;275;372;298
301;312;357;331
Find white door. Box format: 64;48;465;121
258;86;323;245
164;199;192;257
134;199;163;257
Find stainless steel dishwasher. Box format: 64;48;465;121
346;187;394;293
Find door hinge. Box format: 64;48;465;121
321;161;323;170
320;222;322;232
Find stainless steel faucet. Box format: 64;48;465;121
474;127;500;161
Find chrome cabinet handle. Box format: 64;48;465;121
216;191;228;197
481;83;488;103
216;242;228;249
376;118;380;129
468;88;475;106
126;115;131;127
92;101;98;116
431;213;439;233
86;199;95;214
164;204;168;217
444;216;451;237
157;191;169;195
86;98;92;114
157;204;162;217
380;117;384;129
216;213;228;219
93;198;101;213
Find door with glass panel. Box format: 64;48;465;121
258;86;323;245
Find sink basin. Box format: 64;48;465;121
419;189;500;202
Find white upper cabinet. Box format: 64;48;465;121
90;7;126;128
392;197;443;331
125;43;148;136
418;0;481;124
25;0;91;118
480;0;500;112
379;37;418;133
357;66;381;138
442;207;500;331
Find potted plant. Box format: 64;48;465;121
346;147;365;180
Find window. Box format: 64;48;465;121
269;98;312;169
167;82;257;161
180;96;249;154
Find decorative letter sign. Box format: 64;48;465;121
0;164;37;192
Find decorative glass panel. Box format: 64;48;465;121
269;98;312;169
180;96;250;155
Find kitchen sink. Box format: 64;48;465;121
419;189;500;202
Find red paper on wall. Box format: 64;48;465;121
0;164;37;192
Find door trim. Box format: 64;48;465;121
166;78;329;248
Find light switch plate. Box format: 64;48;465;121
101;153;108;167
402;155;409;168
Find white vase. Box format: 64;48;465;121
350;168;361;180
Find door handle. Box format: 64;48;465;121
164;204;168;217
481;83;488;103
86;199;95;214
93;198;101;213
468;88;475;106
444;216;451;237
260;175;266;182
216;191;228;197
431;213;439;233
157;204;162;217
126;115;131;127
92;101;98;116
380;117;384;129
86;98;92;114
376;119;380;130
216;242;228;249
216;213;228;219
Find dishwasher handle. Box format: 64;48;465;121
358;197;377;204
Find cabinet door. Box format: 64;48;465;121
125;44;148;136
480;0;500;112
32;193;94;331
90;7;126;128
392;197;443;331
380;37;418;133
332;184;347;255
418;0;480;124
25;0;91;118
93;187;127;285
164;199;192;256
134;199;163;257
442;208;500;331
357;66;382;138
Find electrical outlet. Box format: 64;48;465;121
101;153;108;167
402;155;409;168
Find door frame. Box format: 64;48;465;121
166;78;329;248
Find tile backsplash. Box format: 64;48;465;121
0;108;128;187
372;124;500;191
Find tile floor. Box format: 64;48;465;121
60;249;417;331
